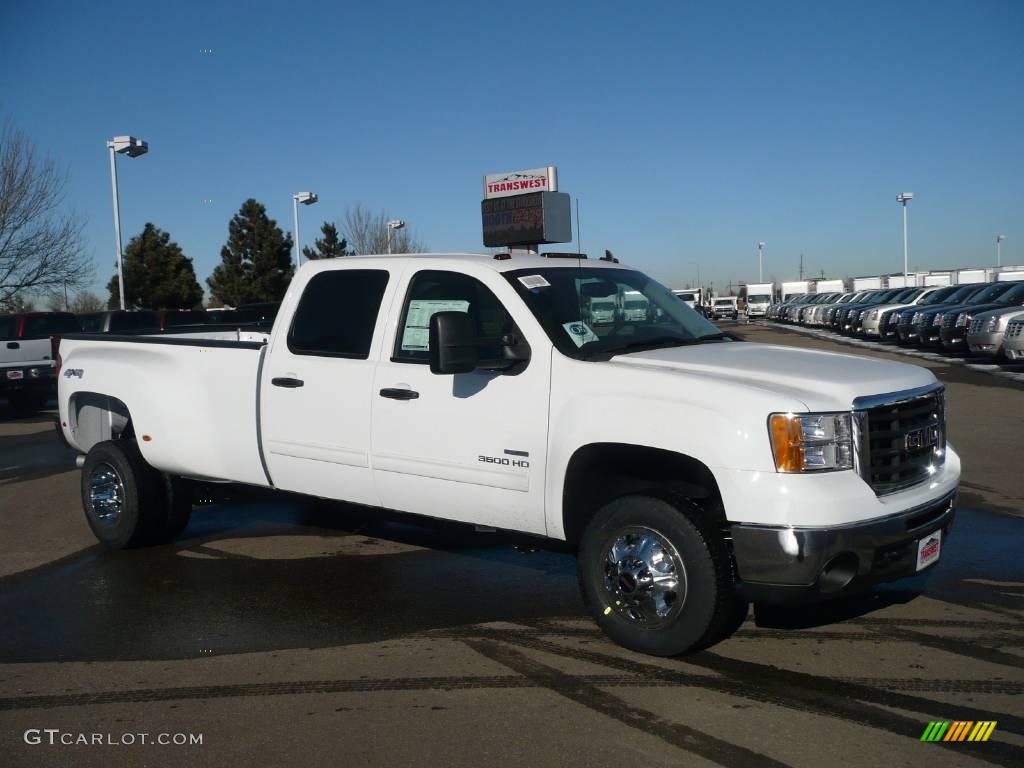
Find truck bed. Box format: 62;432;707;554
58;332;271;486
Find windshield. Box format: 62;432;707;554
504;267;726;360
970;282;1015;304
748;295;770;304
945;284;987;303
862;290;899;305
919;286;958;305
995;282;1024;304
714;299;733;306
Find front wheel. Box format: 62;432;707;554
578;495;745;656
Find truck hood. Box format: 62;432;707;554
610;342;936;411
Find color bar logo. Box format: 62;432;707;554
921;721;997;742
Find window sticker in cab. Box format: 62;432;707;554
562;321;599;348
518;274;551;289
400;299;470;351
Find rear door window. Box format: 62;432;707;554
288;270;390;358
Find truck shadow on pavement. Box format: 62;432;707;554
1;502;1022;767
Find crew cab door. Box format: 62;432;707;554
371;269;550;534
260;267;397;506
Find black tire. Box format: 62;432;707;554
81;440;166;549
577;495;745;656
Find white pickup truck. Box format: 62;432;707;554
2;311;80;411
58;254;959;656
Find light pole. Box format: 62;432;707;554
387;220;405;255
757;241;765;282
107;136;148;310
897;193;913;281
996;234;1005;267
292;192;319;267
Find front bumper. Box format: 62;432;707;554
966;331;1002;355
731;490;956;603
939;326;967;348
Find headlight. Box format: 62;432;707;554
932;314;944;326
869;310;879;321
985;316;999;332
769;413;854;473
912;312;922;323
955;313;970;328
888;313;899;325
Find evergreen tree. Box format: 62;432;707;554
208;199;294;306
302;221;350;260
107;223;203;309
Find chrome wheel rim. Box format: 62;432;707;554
88;462;124;525
603;526;686;628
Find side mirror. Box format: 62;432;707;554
429;311;479;375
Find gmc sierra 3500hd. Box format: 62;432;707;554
57;253;959;656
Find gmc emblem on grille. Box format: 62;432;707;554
905;424;939;451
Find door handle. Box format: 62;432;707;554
6;342;18;349
379;388;419;400
271;377;304;388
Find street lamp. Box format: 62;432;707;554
996;234;1006;267
292;192;318;267
896;193;913;281
107;135;148;310
387;219;405;255
757;241;766;282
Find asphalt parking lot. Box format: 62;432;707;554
1;327;1022;768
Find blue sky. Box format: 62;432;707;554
2;0;1021;298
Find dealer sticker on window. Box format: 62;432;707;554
562;321;599;348
518;274;551;289
915;530;941;571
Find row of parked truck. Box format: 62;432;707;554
762;280;1024;361
1;305;278;412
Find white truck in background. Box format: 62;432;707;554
814;279;845;294
744;283;774;317
781;281;812;301
672;289;703;314
58;253;959;657
1;312;80;412
709;296;739;320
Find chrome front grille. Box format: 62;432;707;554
969;317;984;335
1006;321;1024;340
856;386;946;496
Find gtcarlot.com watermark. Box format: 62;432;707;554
24;729;202;747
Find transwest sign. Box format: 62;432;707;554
483;167;558;200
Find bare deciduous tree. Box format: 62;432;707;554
69;291;105;313
0;124;92;308
340;204;427;255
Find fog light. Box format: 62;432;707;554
818;552;859;593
